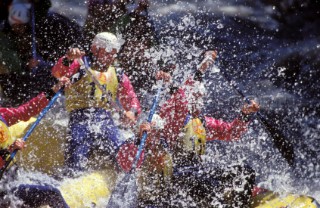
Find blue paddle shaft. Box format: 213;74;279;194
31;3;36;59
22;90;62;142
131;87;161;171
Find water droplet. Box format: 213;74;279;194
217;23;224;29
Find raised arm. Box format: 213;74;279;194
0;93;49;126
117;73;142;117
51;48;84;78
206;100;260;142
205;117;249;142
0;77;70;126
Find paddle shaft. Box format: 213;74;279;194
107;85;162;208
0;89;63;179
219;69;295;166
31;1;36;59
130;86;162;171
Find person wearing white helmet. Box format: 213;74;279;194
0;0;82;106
5;1;32;56
7;1;31;27
52;32;141;173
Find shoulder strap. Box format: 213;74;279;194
115;66;125;83
183;114;192;127
114;66;125;109
0;115;8;126
198;113;207;130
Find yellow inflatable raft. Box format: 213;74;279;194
9;117;118;207
252;191;318;208
8;118;320;208
59;168;117;208
10;117;67;174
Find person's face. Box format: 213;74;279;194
90;45;117;70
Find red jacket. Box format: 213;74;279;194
0;93;49;168
0;93;49;127
159;81;249;150
116;79;250;172
52;57;141;115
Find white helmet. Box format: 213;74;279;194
91;32;124;52
8;3;32;26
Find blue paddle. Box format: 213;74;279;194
107;85;162;208
0;89;63;179
31;1;36;60
30;1;39;75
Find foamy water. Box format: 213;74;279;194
1;0;319;206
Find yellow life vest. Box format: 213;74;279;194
141;116;208;181
182;118;206;155
0;119;14;150
162;117;206;178
65;66;119;112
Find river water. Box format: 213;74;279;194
4;0;319;206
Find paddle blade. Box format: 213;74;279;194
258;113;295;166
107;173;138;208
